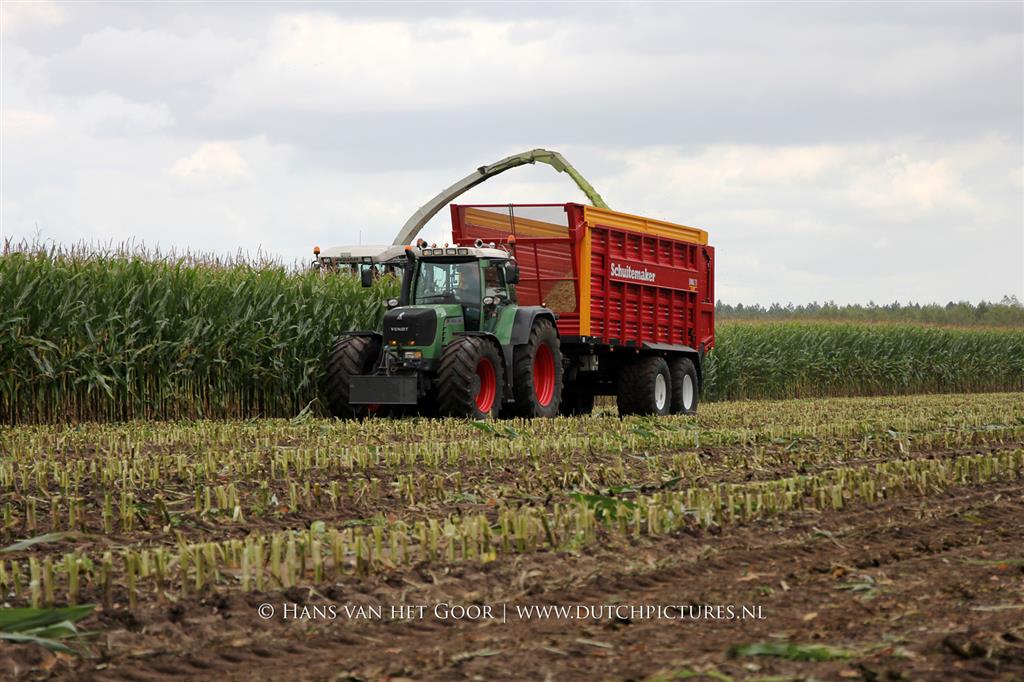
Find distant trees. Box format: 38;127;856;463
716;296;1024;327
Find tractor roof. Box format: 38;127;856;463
417;246;511;260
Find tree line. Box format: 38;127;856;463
716;296;1024;327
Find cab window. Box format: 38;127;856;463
413;261;480;306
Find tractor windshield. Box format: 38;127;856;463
413;260;481;306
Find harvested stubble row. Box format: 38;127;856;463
0;393;1022;610
1;448;1022;608
3;248;1023;423
2;420;1023;536
1;397;1022;536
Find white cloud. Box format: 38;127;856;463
170;142;252;188
48;26;256;100
2;109;55;136
205;16;560;115
76;93;175;135
0;0;65;35
848;155;976;211
594;138;1021;303
842;33;1023;97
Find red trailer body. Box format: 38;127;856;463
451;203;715;356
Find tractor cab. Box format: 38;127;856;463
379;246;519;373
407;246;517;333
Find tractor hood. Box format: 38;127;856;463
383;307;440;347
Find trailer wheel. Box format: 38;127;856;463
512;318;563;418
669;357;699;415
559;383;595;416
617;356;672;417
324;335;382;419
438;336;503;419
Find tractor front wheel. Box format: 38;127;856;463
438;336;503;419
324;335;382;419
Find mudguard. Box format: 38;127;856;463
510;307;558;346
641;341;703;383
342;331;383;341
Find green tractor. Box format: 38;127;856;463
324;242;563;419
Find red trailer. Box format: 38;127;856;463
451;203;715;415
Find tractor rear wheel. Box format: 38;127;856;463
669;357;699;415
324;335;382;419
617;356;672;417
438;336;503;419
512;318;563;418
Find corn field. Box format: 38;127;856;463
702;321;1024;401
2;247;1022;424
1;246;398;423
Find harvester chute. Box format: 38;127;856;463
390;148;608;246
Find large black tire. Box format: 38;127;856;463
438;336;503;419
669;357;699;415
512;319;563;418
616;356;672;417
559;382;595;416
324;335;381;419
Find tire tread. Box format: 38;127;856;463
324;336;380;419
512;318;563;418
617;356;671;416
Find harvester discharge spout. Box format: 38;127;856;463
391;148;608;246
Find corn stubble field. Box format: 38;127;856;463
2;249;1024;680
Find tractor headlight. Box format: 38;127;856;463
387;298;399;308
403;350;422;359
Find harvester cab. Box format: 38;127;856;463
311;244;407;281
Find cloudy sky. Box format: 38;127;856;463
2;1;1022;305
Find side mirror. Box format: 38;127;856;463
360;269;374;288
504;261;520;285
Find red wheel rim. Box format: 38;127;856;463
533;343;555;407
475;357;497;413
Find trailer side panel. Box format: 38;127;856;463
451;202;714;352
